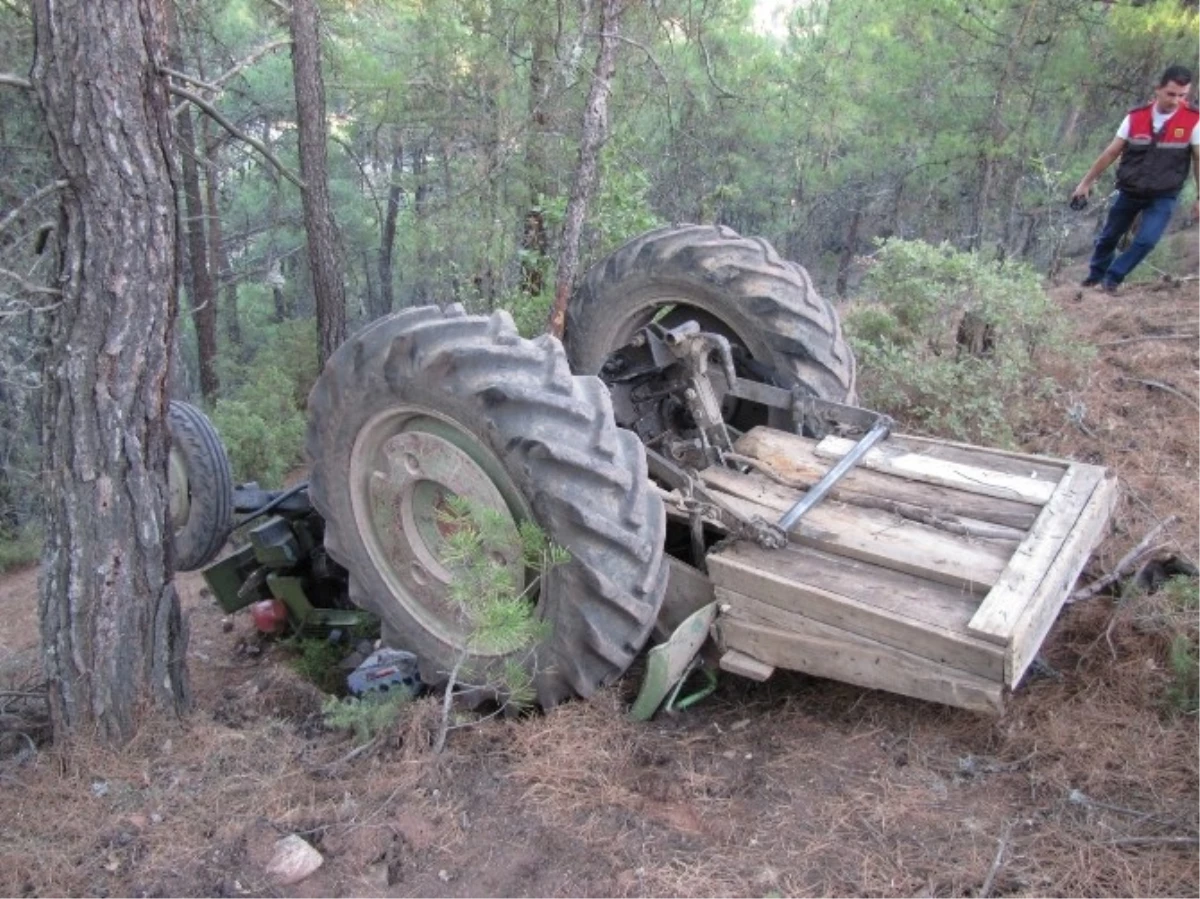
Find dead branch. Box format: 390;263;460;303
0;73;31;90
433;657;465;754
166;39;291;117
313;733;381;776
1068;516;1178;603
1116;376;1199;408
160;65;221;94
1107;835;1198;847
979;821;1013;898
0;268;62;299
1098;334;1199;347
0;690;47;700
697;34;742;100
0;180;68;236
213;38;292;89
167;83;305;190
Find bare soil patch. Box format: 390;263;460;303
0;239;1196;898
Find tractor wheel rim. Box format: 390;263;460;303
168;446;190;530
349;407;529;653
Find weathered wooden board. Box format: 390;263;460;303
815;436;1057;506
718;649;775;681
736;428;1039;530
967;464;1107;646
889;433;1071;481
658;556;715;639
708;541;1004;680
701;466;1010;593
1004;471;1119;685
714;593;1005;715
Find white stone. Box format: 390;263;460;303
265;834;323;885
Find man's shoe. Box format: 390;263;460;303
1081;277;1102;288
1101;280;1119;294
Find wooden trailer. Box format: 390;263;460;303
659;426;1119;715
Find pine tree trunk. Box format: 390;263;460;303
203;131;241;350
521;30;551;298
290;0;346;367
31;0;189;744
168;7;218;403
546;0;623;338
175;103;220;402
376;134;403;319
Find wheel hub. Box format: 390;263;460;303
355;427;524;647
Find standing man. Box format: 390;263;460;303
1071;65;1200;292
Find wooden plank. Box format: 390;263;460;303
719;649;775;681
714;595;1005;715
736;428;1039;531
701;466;1010;593
968;464;1106;645
890;433;1070;482
1006;472;1119;686
708;542;1004;680
719;443;1026;543
657;556;715;639
714;541;981;630
815;436;1056;506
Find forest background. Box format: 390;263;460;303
0;0;1197;551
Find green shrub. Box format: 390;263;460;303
432;497;562;712
1161;576;1198;715
210;364;307;487
0;525;41;573
322;691;411;744
1166;632;1198;715
286;636;347;694
844;238;1091;445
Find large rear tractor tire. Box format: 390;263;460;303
168;400;234;571
306;305;668;707
565;224;857;429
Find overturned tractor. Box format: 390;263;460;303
172;226;1116;718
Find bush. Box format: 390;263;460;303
0;525;41;573
844;238;1091;445
1160;576;1198;715
207;319;317;487
210;370;307;487
286;636;348;694
322;692;411;744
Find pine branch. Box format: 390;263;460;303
166;83;306;190
0;180;67;236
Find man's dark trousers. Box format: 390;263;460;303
1087;191;1178;286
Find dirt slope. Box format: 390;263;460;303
0;240;1196;898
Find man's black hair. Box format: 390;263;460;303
1159;65;1193;87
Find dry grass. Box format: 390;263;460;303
0;237;1196;897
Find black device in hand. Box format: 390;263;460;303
1069;195;1088;211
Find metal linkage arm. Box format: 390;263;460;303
777;415;893;531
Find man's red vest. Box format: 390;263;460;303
1116;101;1199;198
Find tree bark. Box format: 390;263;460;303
412;139;432;306
375;133;403;319
290;0;346;367
835;206;862;298
969;0;1038;251
31;0;189;744
521;28;551;298
168;17;219;403
203;128;241;350
546;0;623;338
